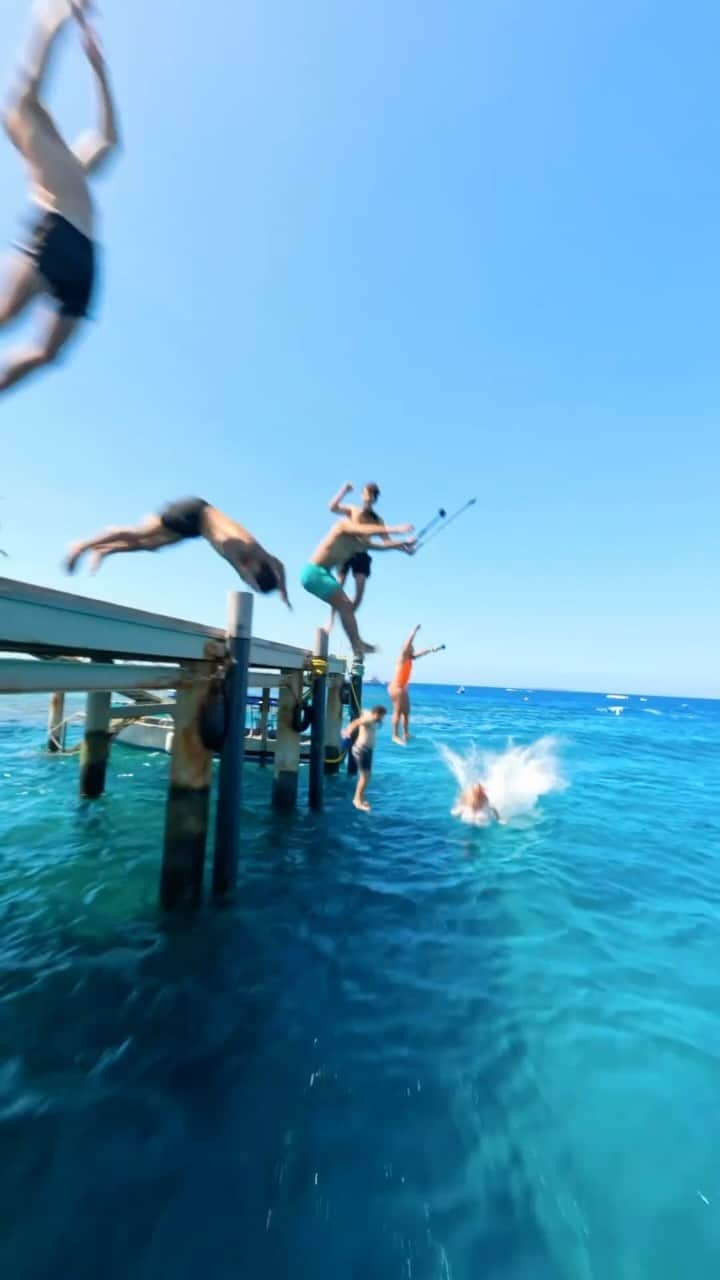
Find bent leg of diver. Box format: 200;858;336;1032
0;310;79;394
351;571;368;611
329;587;376;657
326;568;348;633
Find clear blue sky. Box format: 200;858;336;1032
1;0;718;696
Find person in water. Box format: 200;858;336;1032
388;624;445;744
326;481;389;630
0;0;120;394
344;705;387;812
459;783;500;822
64;497;290;604
301;514;416;656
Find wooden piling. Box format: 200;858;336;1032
160;666;213;909
272;671;302;811
324;676;343;774
259;687;271;766
212;592;253;899
79;690;111;798
47;691;66;753
346;658;364;777
309;629;328;811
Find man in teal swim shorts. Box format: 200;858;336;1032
302;513;416;655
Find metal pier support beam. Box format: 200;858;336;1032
259;687;271;766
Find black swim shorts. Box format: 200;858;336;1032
352;745;373;773
21;211;95;318
159;497;209;540
342;550;372;579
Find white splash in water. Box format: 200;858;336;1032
440;736;565;826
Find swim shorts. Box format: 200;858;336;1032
352;745;373;773
159;497;209;540
301;563;340;603
342;550;372;579
20;211;95;318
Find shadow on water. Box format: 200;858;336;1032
0;736;565;1280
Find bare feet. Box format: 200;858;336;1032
392;735;406;746
64;542;85;574
353;798;371;812
355;641;377;657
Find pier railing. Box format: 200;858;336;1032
0;578;350;908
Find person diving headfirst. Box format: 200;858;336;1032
64;497;291;605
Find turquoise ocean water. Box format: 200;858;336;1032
0;683;718;1279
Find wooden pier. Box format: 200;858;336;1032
0;577;349;909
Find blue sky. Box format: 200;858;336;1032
1;0;718;696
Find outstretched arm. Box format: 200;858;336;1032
71;15;119;174
270;555;291;610
367;536;416;552
413;644;445;661
341;518;414;539
23;1;73;98
329;482;354;517
4;0;71;130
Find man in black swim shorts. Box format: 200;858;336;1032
0;1;119;394
64;497;291;606
326;481;390;632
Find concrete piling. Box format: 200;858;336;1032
47;691;66;753
79;690;111;798
309;630;328;811
324;676;343;775
346;658;364;777
212;592;253;899
160;667;213;909
272;671;302;811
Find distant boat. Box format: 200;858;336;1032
366;675;382;685
606;694;628;700
456;685;465;694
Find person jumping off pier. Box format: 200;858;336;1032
325;481;389;632
301;514;416;656
388;625;445;744
343;705;387;812
64;497;291;604
0;0;119;395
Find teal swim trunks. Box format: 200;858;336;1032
301;563;340;603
